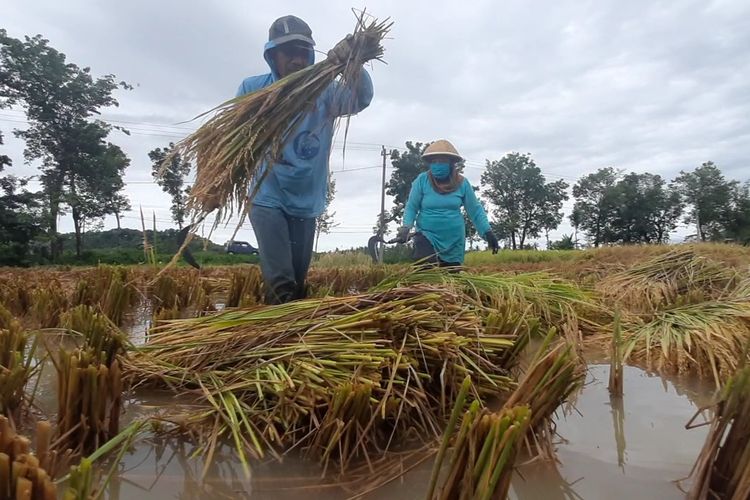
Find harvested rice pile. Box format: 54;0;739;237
124;285;534;473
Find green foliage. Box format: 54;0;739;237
610;172;683;244
149;142;191;229
481;153;569;249
549;234;576;250
0;173;46;266
721;181;750;244
570;167;620;247
0;29;131;259
674;162;736;241
464;249;578;266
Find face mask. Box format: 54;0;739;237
429;162;451;180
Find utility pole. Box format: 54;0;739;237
379;145;387;264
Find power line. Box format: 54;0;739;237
1;113;578;180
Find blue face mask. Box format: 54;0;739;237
429;162;451;180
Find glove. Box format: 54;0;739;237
395;226;411;244
485;231;499;254
327;34;355;64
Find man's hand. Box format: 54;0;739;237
394;226;411;244
327;34;354;65
485;231;500;254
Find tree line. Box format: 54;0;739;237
384;142;749;249
2;31;748;266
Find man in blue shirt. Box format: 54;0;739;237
237;15;374;304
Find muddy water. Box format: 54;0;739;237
93;364;714;499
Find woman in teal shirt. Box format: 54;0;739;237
395;139;499;266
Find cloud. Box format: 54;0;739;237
2;0;749;250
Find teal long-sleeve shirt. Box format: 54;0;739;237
402;173;491;264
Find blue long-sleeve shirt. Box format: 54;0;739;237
238;40;374;218
403;173;491;264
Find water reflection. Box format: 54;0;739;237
91;364;714;499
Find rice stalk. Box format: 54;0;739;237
608;311;624;396
623;298;750;387
52;342;124;456
123;286;528;472
598;248;737;314
225;266;263;308
0;416;56;500
0;307;38;424
30;282;68;329
59;305;128;366
431;405;531;500
501;331;585;458
72;266;138;326
62;457;93;500
372;268;595;335
687;364;750;500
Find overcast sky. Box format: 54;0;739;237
2;0;749;250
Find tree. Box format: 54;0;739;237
539;180;569;248
608;173;681;244
549;234;575;250
481;153;568;249
149;143;191;228
652;183;683;243
570;167;620;247
721;181;750;244
385;141;427;223
64;128;130;256
0;174;46;265
315;177;338;252
0;133;46;265
0;29;131;259
673;162;735;241
107;193;131;230
569;209;582;248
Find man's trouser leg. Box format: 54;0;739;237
288;214;316;300
250;205;315;304
250;205;297;304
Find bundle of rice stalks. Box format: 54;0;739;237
623;298;750;387
0;308;38;424
225;266;263;308
0;277;32;317
687;364;750;500
167;13;391;226
0;416;57;500
59;305;127;366
308;266;392;296
148;268;214;316
501;333;585;457
429;402;531;500
598;248;737;313
124;286;528;472
372;269;595;335
73;266;138;326
53;348;123;456
30;281;68;329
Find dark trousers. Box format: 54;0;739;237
412;233;460;269
250;204;316;304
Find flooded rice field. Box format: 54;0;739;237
88;363;713;499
